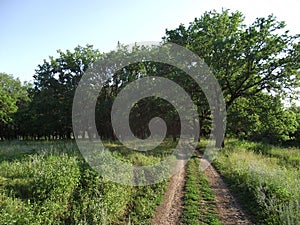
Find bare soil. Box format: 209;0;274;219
151;160;186;225
200;155;253;225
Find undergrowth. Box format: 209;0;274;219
213;139;300;224
0;140;174;224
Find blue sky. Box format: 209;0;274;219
1;0;300;83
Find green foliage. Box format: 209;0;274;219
29;45;101;140
0;140;172;224
228;138;300;168
214;139;300;224
227;94;298;144
288;105;300;145
165;9;300;106
1;9;300;145
0;152;81;224
0;73;25;124
0;73;30;140
182;155;221;225
164;9;300;146
125;182;167;225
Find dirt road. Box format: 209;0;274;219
151;152;253;225
151;160;186;225
201;156;253;225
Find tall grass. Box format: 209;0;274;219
213;139;300;224
0;140;174;224
226;139;300;168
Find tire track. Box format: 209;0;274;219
200;154;253;225
151;160;186;225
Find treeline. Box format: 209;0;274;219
1;9;300;145
1;46;185;141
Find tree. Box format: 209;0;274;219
164;9;300;147
31;45;101;139
288;105;300;145
227;93;298;144
0;73;29;140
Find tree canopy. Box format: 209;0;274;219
0;73;29;140
0;9;299;146
164;9;300;107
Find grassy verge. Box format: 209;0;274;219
182;154;221;225
213;139;300;224
225;139;300;168
0;140;174;224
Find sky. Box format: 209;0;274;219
1;0;300;83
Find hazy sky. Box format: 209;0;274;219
1;0;300;83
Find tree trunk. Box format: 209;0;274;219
172;135;177;142
213;98;226;149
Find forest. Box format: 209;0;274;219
0;9;300;224
1;10;299;145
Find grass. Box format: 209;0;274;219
182;154;221;225
226;139;300;168
5;138;298;224
213;139;300;224
0;139;176;225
